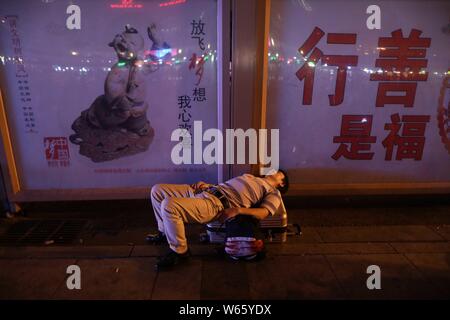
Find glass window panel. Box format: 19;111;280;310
267;0;450;185
0;0;218;189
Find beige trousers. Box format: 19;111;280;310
150;184;224;254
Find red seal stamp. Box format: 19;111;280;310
437;69;450;154
44;137;70;167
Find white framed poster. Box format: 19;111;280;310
0;0;222;197
267;0;450;191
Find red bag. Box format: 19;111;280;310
224;215;265;260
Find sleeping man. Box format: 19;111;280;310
146;170;289;270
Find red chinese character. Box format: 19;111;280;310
58;149;69;161
332;115;376;160
44;137;70;163
189;53;205;86
296;27;358;106
383;113;430;160
370;29;431;108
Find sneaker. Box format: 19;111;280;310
155;249;191;271
145;231;167;244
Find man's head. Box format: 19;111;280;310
264;169;289;194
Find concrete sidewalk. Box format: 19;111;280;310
1;221;449;299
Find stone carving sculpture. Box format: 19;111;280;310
70;24;169;162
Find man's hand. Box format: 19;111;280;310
190;181;211;194
218;207;240;223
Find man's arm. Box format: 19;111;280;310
219;207;270;222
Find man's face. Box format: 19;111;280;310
266;171;285;189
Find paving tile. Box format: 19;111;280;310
404;253;450;297
270;242;395;255
326;254;441;299
431;225;450;241
285;227;323;243
53;258;157;300
0;258;76;299
81;228;151;246
152;258;202;300
131;244;219;257
201;256;250;300
130;245;166;257
246;255;344;299
0;245;133;259
316;226;443;243
390;242;450;253
289;205;450;227
190;244;224;256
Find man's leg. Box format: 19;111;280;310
161;195;222;254
150;184;194;234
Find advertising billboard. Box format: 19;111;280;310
0;0;218;191
267;0;450;187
